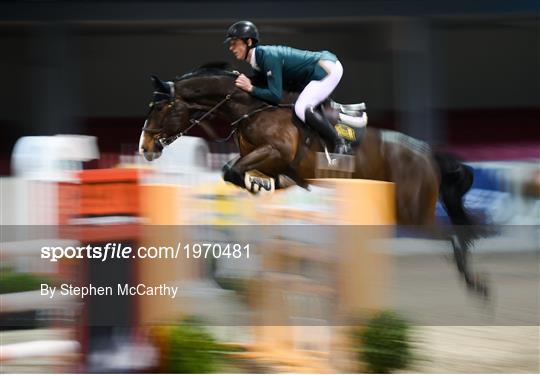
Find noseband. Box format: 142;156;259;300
142;99;180;146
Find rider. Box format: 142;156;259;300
224;20;348;154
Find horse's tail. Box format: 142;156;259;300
433;152;478;246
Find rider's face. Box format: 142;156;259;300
228;38;250;60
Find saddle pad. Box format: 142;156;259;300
334;123;365;147
339;112;367;128
330;101;366;114
335;123;356;141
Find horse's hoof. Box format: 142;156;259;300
479;285;489;299
466;276;490;300
474;275;490;299
277;174;296;189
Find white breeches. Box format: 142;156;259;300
294;60;343;122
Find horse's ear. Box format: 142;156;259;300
150;75;159;88
150;75;171;94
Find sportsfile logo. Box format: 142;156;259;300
41;243;133;262
40;242;250;262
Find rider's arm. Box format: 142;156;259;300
250;55;283;104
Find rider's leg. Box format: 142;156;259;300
304;106;348;154
295;60;347;154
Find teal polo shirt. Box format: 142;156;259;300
250;45;338;104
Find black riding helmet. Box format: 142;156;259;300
224;20;259;45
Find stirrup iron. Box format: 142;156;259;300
323;145;337;166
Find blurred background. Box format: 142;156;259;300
1;0;539;168
0;0;539;373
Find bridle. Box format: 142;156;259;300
142;92;235;147
142;99;175;145
142;87;292;147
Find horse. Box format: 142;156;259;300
139;65;488;298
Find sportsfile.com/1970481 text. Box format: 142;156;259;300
40;242;250;262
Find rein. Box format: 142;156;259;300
144;88;293;146
213;102;290;144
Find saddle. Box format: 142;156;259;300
321;99;368;146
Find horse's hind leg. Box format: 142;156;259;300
451;235;489;298
435;154;490;298
222;145;285;193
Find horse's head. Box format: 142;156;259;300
140;66;254;161
139;75;190;161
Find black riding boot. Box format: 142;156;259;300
304;107;348;154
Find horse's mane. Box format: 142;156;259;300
174;62;237;82
173;61;299;104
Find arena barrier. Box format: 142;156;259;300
137;175;395;371
0;167;395;372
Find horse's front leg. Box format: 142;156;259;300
222;145;283;193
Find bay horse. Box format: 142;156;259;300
139;65;488;297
